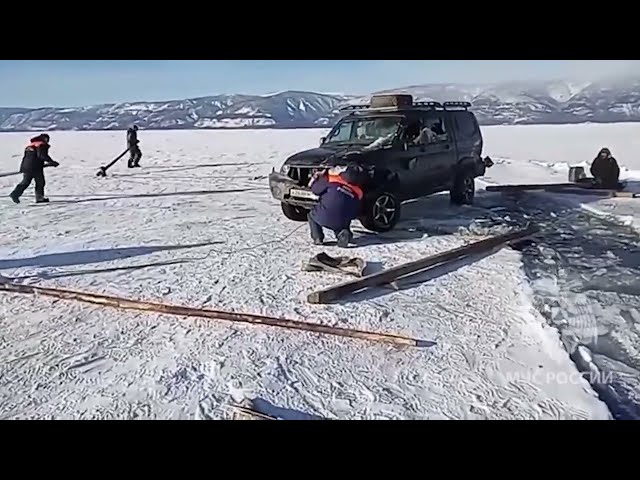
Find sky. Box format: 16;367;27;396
1;60;640;108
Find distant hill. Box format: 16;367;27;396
3;77;640;131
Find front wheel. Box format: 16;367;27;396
450;172;475;205
359;192;401;232
281;203;309;222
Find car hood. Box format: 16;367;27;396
285;145;368;167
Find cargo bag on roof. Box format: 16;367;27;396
370;94;413;108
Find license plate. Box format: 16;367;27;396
290;189;318;200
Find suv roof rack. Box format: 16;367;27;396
339;100;472;114
442;101;471;110
413;101;443;108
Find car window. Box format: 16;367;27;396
454;112;478;139
415;113;449;145
324;116;402;148
325;121;353;143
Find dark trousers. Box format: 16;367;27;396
11;170;45;199
308;214;352;246
128;146;142;167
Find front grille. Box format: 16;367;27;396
290;167;323;187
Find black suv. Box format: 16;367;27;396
268;94;493;232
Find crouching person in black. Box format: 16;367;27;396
127;125;142;168
10;134;59;204
590;147;622;190
308;165;365;248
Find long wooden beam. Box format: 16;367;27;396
485;183;579;192
0;280;426;347
485;183;637;198
542;187;638;198
307;225;540;305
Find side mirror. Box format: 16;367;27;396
320;136;326;145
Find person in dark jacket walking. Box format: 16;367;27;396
126;125;142;168
9;134;59;204
590;147;621;189
308;165;365;248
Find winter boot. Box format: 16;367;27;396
336;229;353;248
35;196;50;203
9;191;20;204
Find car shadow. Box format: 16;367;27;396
352;192;505;246
0;241;222;271
312;192;509;249
49;188;263;204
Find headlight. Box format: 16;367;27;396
280;164;290;174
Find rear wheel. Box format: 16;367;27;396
281;203;309;222
359;192;401;232
450;171;475;205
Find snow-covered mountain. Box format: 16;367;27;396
3;78;640;131
0;92;353;132
377;78;640;125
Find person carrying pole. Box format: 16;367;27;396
9;134;59;204
127;125;142;168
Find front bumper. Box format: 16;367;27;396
268;171;319;209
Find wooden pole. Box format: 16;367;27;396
485;183;579;192
542;187;638;198
0;280;425;347
307;225;540;305
96;148;130;177
485;183;637;198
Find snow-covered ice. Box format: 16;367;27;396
1;123;639;420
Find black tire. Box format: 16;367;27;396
281;203;309;222
359;192;401;232
450;171;475;205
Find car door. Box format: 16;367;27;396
412;111;456;194
387;115;432;200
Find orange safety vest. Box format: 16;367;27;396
327;173;364;200
26;140;46;150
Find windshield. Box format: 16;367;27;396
324;116;402;147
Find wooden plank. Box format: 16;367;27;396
485;183;637;198
96;148;130;177
542;187;638;198
307;225;540;305
230;403;277;420
485;183;579;192
0;280;425;347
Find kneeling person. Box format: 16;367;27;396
308;165;364;248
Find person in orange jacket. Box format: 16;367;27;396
308;165;365;247
9;134;59;204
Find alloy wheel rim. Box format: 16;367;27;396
373;195;397;227
463;177;474;201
